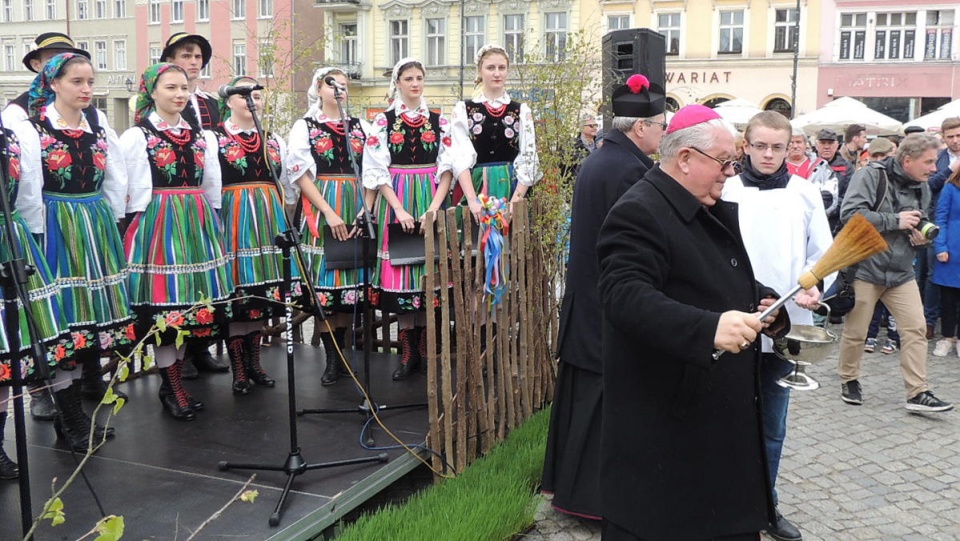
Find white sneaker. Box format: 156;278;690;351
933;338;954;357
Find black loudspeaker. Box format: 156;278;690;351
600;28;667;131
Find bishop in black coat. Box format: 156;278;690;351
597;106;788;541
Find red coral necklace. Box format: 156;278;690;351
165;128;192;147
483;101;507;118
401;112;427;129
231;131;261;154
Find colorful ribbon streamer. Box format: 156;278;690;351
478;194;510;307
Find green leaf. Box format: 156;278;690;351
42;497;66;527
174;330;190;349
118;363;130;382
112;397;125;415
155;332;162;347
93;515;125;541
101;387;117;405
142;355;154;371
239;489;259;503
155;316;167;333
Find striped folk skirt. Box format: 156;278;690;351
222;182;304;321
373;164;442;313
43;191;135;353
124;188;234;344
0;209;75;385
299;174;367;313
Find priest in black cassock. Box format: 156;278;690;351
541;73;667;520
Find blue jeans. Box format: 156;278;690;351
922;248;941;327
761;352;793;505
867;302;900;344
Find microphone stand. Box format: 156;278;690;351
297;83;426;447
216;91;387;528
0;115;53;537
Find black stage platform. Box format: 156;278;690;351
1;345;429;541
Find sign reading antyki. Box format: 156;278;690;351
665;72;733;84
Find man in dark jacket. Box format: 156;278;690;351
837;133;953;412
596;105;788;541
814;129;855;232
543;73;666;520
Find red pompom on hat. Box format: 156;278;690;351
625;74;650;94
665;104;722;134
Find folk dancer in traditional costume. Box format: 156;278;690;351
287;67;370;385
3;32;125;419
214;76;302;394
0;125;78;460
161;32;229;378
13;53;128;451
120;64;233;421
362;58;466;380
450;44;539;224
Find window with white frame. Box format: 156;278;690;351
234;42;247;75
114;40;126;70
464;15;484;65
259;0;271;18
657;13;681;55
94;41;107;69
148;0;160;23
718;10;744;54
232;0;245;19
340;23;357;65
95;0;105;18
115;0;125;17
197;0;208;20
4;43;15;71
171;0;183;22
608;15;630;31
874;12;917;60
390;20;409;65
545;12;567;61
22;40;32;67
925;10;954;60
426;18;445;66
503;14;524;61
77;0;88;18
3;0;12;22
838;13;867;60
774;8;799;53
259;39;273;77
23;0;33;19
76;41;88;51
46;0;54;19
149;45;161;65
201;63;211;78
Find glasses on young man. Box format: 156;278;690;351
690;147;743;176
748;142;788;153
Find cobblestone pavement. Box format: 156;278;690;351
520;328;960;540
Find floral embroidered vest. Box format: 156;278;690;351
464;100;522;165
30;117;108;194
213;128;283;186
0;128;21;208
137;121;206;188
383;110;442;166
303;117;365;175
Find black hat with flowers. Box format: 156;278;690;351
611;73;665;118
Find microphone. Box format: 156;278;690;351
324;76;347;92
218;83;264;99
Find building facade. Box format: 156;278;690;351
586;0;824;118
818;1;959;122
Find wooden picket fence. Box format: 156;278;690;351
421;201;558;476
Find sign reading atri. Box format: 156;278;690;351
665;71;733;84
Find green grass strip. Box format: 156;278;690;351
334;408;550;541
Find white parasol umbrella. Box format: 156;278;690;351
904;99;960;132
791;97;903;136
713;98;763;130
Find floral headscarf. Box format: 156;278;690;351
386;57;427;113
218;76;260;124
27;52;88;117
306;66;346;119
134;63;186;123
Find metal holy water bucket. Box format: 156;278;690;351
773;324;838;391
775;325;838;365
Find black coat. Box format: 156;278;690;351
597;166;784;540
556;130;655;373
